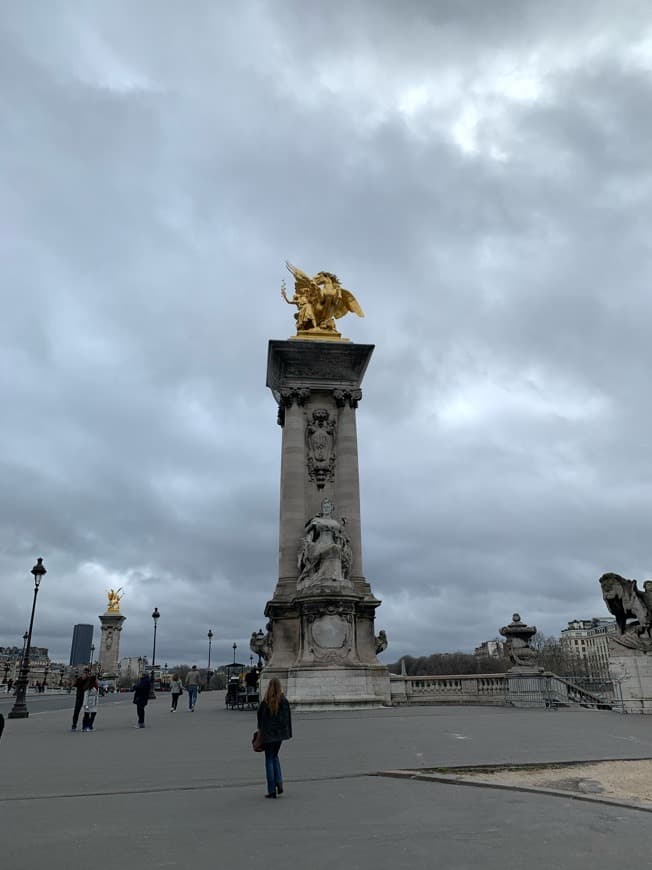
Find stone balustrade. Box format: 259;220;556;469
390;672;613;709
390;673;507;705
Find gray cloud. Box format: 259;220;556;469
2;1;652;665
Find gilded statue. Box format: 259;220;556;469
106;588;124;613
281;261;364;339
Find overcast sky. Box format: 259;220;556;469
2;1;652;667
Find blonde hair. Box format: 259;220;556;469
263;677;283;715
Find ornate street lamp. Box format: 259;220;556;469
207;630;213;691
232;642;237;665
149;607;160;699
43;662;50;691
8;558;47;720
90;644;95;671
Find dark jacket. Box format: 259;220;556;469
133;675;151;706
257;696;292;744
74;675;91;699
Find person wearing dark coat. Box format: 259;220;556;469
256;677;292;798
71;668;91;731
133;673;151;728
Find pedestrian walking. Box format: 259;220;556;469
133;672;151;728
185;665;200;711
256;677;292;799
169;673;183;711
71;668;91;732
82;677;99;731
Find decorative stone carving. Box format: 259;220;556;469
499;614;540;671
303;600;355;664
276;386;310;426
333;388;362;409
297;498;352;590
306;409;336;488
250;624;273;663
600;572;652;651
375;629;388;655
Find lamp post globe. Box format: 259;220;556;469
8;558;47;720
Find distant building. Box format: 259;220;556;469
474;640;505;658
560;617;617;677
69;624;94;666
120;656;147;683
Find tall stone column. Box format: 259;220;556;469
98;612;126;678
260;339;390;708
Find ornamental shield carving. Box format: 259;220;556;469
306;408;336;488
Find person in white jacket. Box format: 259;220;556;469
169;674;184;711
82;678;100;732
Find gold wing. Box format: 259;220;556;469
333;288;364;319
286;261;314;292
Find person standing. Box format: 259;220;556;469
256;677;292;799
185;665;200;711
169;673;183;711
133;672;151;728
71;668;91;732
82;676;99;731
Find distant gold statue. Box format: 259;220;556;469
107;588;124;613
281;262;364;339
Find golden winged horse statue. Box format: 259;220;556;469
281;261;364;339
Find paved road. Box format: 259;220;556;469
2;696;651;869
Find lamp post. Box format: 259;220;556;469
232;642;237;665
249;654;254;668
207;630;213;691
150;607;160;699
90;644;95;673
43;662;50;691
2;661;9;686
8;558;47;720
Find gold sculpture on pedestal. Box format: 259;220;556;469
106;588;124;613
281;261;364;340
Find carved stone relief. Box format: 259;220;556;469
333;388;362;409
306;409;336;488
276;386;310;426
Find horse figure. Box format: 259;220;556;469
600;572;652;634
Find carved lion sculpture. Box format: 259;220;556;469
600;572;652;634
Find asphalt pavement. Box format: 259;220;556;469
1;693;651;869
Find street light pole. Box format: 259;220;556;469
232;642;237;665
8;558;47;720
207;630;213;691
90;644;95;673
149;607;160;699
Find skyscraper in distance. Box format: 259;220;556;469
70;624;93;666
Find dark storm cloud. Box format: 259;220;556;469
2;1;652;664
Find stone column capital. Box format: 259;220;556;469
277;386;311;426
333;388;362;408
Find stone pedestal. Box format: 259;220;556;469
260;339;390;708
98;612;126;678
608;637;652;713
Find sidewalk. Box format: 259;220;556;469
1;695;650;869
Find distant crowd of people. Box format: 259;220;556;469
2;664;293;800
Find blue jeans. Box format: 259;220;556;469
187;686;198;709
264;741;282;795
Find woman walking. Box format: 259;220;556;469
169;673;183;711
256;677;292;798
133;672;151;728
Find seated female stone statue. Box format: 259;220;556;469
297;498;352;589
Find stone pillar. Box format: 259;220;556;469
98;612;126;678
261;339;390;708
